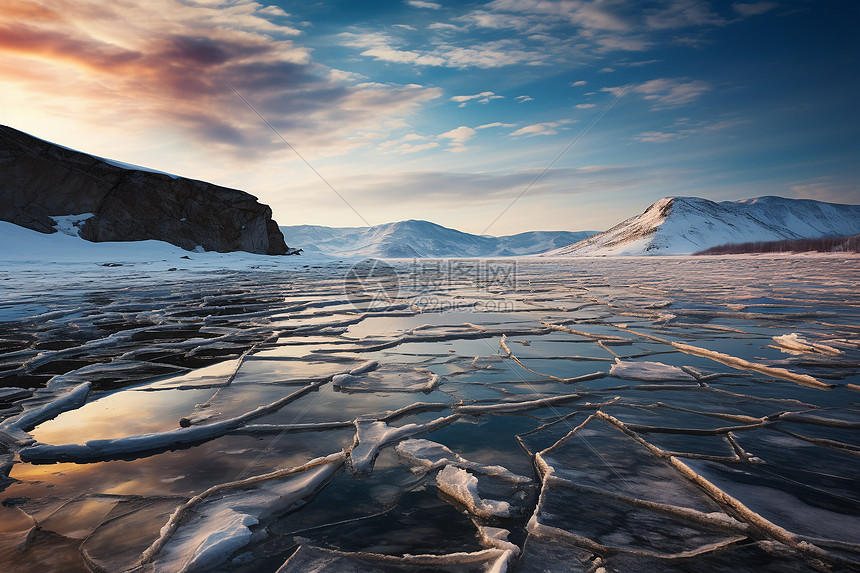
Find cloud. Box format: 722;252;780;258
456;0;729;61
476;122;517;129
514;95;534;102
571;80;587;87
407;0;442;9
732;2;778;17
603;78;710;108
393;24;417;31
428;22;466;32
450;91;504;105
340;32;543;68
258;5;290;17
635;78;711;106
0;0;443;162
634;118;743;142
576;103;596;109
790;178;859;204
440;126;477;143
509;119;575;137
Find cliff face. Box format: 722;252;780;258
0;125;288;255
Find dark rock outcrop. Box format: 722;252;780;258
0;125;288;255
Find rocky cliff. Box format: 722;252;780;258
0;125;288;255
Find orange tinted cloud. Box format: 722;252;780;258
0;0;440;160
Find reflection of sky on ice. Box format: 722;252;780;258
1;257;859;571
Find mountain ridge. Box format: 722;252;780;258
280;219;596;258
544;195;860;256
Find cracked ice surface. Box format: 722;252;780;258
1;257;859;572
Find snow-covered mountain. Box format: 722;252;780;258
543;196;860;256
280;220;595;258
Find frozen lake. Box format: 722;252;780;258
1;256;858;572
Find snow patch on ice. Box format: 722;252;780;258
773;333;842;355
436;465;510;519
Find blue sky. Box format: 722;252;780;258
1;0;857;234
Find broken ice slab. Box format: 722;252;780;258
436;465;511;519
348;415;459;475
10;428;355;505
670;341;835;389
774;421;860;450
516;532;594;572
229;357;354;385
1;527;93;572
254;384;453;427
455;391;585;416
678;454;860;548
0;382;92;443
529;480;746;558
503;356;611;382
776;407;860;429
19;381;328;463
537;415;727;513
333;364;439;393
264;450;484;555
143;454;345;573
33;495;120;540
599;403;763;434
635;431;739;459
729;428;860;504
0;502;36;553
424;416;548;480
515;412;583;457
396;438;531;483
133;357;244;390
30;387;216;443
609;358;697;382
276;545;512;573
79;497;184;573
600;540;827;572
704;375;853;408
0;387;33;403
773;333;843;355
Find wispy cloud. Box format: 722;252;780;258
514;95;534;102
476;122;517;129
450;91;504;106
340;32;543;68
732;2;778;18
604;78;711;108
790;177;858;204
428;22;466;32
634;118;743;142
576;103;596;109
407;0;442;9
509;119;575;137
440;126;477;143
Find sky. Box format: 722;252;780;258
1;0;858;235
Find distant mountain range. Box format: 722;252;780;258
543;196;860;256
280;220;596;258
